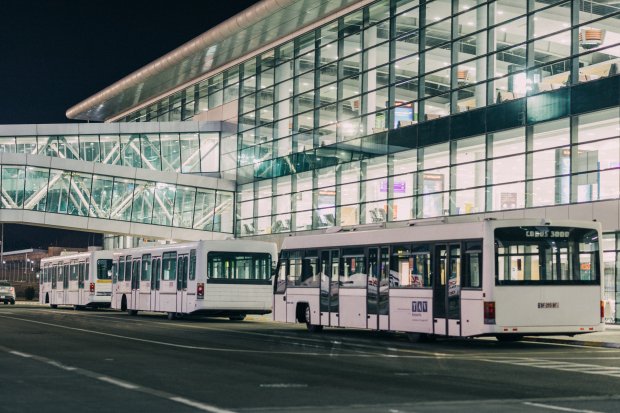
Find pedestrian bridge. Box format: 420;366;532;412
0;121;237;241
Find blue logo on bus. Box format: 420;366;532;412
412;301;428;313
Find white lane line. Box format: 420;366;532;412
523;402;602;412
0;344;235;413
97;375;140;390
169;396;236;413
0;314;445;359
259;384;308;388
483;358;620;380
9;350;32;358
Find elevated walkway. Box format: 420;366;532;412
0;121;223;176
0;153;235;241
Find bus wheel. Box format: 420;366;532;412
304;305;323;333
50;304;58;309
167;312;176;320
127;309;138;316
73;305;82;311
229;314;246;321
496;334;524;343
407;333;434;343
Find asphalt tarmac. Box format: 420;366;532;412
1;306;619;413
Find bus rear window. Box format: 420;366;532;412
97;259;112;280
207;252;272;283
495;227;600;285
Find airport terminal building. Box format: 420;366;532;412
0;0;618;321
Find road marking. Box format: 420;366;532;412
0;344;235;413
483;357;620;379
97;375;140;390
170;397;235;413
0;313;447;359
9;350;32;358
259;383;308;388
523;402;602;412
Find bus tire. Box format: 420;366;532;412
303;305;323;333
10;300;15;305
229;314;246;321
127;309;138;316
407;333;434;343
167;312;176;320
496;334;524;342
50;304;58;309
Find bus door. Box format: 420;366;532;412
67;261;78;305
139;255;152;311
130;259;141;310
186;250;197;313
50;265;58;305
77;261;85;306
273;252;288;322
150;257;161;311
62;264;69;304
176;254;189;314
340;248;367;329
367;248;380;329
433;244;461;336
320;250;340;326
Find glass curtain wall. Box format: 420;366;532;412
238;104;619;235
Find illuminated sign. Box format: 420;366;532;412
525;230;570;238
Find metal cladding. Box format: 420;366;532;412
66;0;360;122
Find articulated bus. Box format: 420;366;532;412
40;250;114;309
111;240;277;320
273;219;605;341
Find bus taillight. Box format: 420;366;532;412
601;300;605;320
89;282;95;293
484;301;495;324
197;283;204;299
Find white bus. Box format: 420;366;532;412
40;250;114;309
273;219;605;341
111;240;277;320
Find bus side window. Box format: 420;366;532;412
112;262;118;283
141;254;152;281
189;250;196;281
124;256;132;282
162;252;177;281
118;257;125;282
287;251;302;286
463;241;482;289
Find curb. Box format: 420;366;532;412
524;337;620;349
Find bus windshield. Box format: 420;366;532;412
495;226;600;285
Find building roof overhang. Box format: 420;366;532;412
66;0;362;122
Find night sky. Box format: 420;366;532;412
0;0;261;250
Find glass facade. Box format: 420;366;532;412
0;131;220;174
83;1;620;320
115;0;619;236
1;164;234;233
